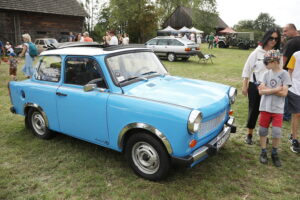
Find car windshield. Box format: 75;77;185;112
106;51;168;85
48;39;58;44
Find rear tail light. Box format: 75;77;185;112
196;47;200;50
229;110;234;115
185;48;191;51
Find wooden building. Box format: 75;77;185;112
0;0;87;45
163;6;228;33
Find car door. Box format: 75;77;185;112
156;39;169;56
56;56;110;145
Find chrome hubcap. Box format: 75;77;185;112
132;142;160;174
31;112;46;135
168;54;175;61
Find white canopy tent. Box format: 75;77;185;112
178;26;191;32
159;26;178;32
190;27;204;33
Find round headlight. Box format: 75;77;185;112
187;110;202;134
229;87;237;104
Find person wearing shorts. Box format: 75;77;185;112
287;51;300;153
258;50;291;167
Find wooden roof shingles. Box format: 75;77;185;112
0;0;87;17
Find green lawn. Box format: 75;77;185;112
0;45;299;200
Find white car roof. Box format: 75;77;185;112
40;45;149;56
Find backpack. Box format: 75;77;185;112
27;42;38;57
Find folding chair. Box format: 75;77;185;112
197;51;214;64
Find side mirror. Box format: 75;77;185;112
83;84;97;92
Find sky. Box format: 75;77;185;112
216;0;300;29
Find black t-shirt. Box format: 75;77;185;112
283;36;300;70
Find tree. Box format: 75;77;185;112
108;0;159;43
92;3;111;42
254;13;276;32
233;20;255;31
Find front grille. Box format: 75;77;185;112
198;110;226;137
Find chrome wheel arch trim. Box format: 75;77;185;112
24;103;49;128
118;122;173;154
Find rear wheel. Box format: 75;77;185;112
167;53;176;62
28;108;53;139
218;42;226;48
125;132;170;181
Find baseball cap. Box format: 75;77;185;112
263;50;280;65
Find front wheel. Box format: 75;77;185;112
167;53;176;62
28;108;53;139
125;133;170;181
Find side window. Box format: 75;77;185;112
64;57;107;88
157;39;169;45
35;40;40;45
169;39;184;46
146;39;157;45
35;56;61;82
39;40;45;45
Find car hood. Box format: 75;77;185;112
125;76;230;117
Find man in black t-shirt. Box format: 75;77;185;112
283;24;300;70
282;24;300;122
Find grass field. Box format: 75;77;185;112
0;45;299;200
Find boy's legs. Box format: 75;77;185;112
270;114;283;167
258;112;270;164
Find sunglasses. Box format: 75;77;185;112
269;37;279;41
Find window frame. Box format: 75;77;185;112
63;56;109;89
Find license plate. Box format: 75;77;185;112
216;128;230;149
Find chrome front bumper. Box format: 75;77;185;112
171;116;236;167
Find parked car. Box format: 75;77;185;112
145;36;200;62
8;42;237;180
34;38;58;54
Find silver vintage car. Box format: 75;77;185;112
145;36;200;62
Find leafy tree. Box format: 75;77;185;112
233;20;255;31
92;3;111;42
108;0;159;43
254;13;276;32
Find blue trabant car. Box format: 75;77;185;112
8;43;237;180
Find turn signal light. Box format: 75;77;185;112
185;48;191;51
229;110;234;116
189;139;197;148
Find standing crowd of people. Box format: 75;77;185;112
242;23;300;167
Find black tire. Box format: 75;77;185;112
218;42;226;48
181;57;189;61
125;132;170;181
167;53;176;62
28;108;53;139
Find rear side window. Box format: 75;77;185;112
157;39;169;45
35;40;40;45
35;56;61;82
39;40;45;45
169;39;184;46
64;57;107;88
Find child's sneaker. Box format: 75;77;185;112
290;139;300;153
259;152;268;164
271;153;281;167
245;134;253;145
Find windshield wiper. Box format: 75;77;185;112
119;76;147;84
141;71;159;76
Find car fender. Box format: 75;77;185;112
118;122;173;154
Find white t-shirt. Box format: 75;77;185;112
287;51;300;95
242;45;268;83
109;36;118;45
122;37;129;45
